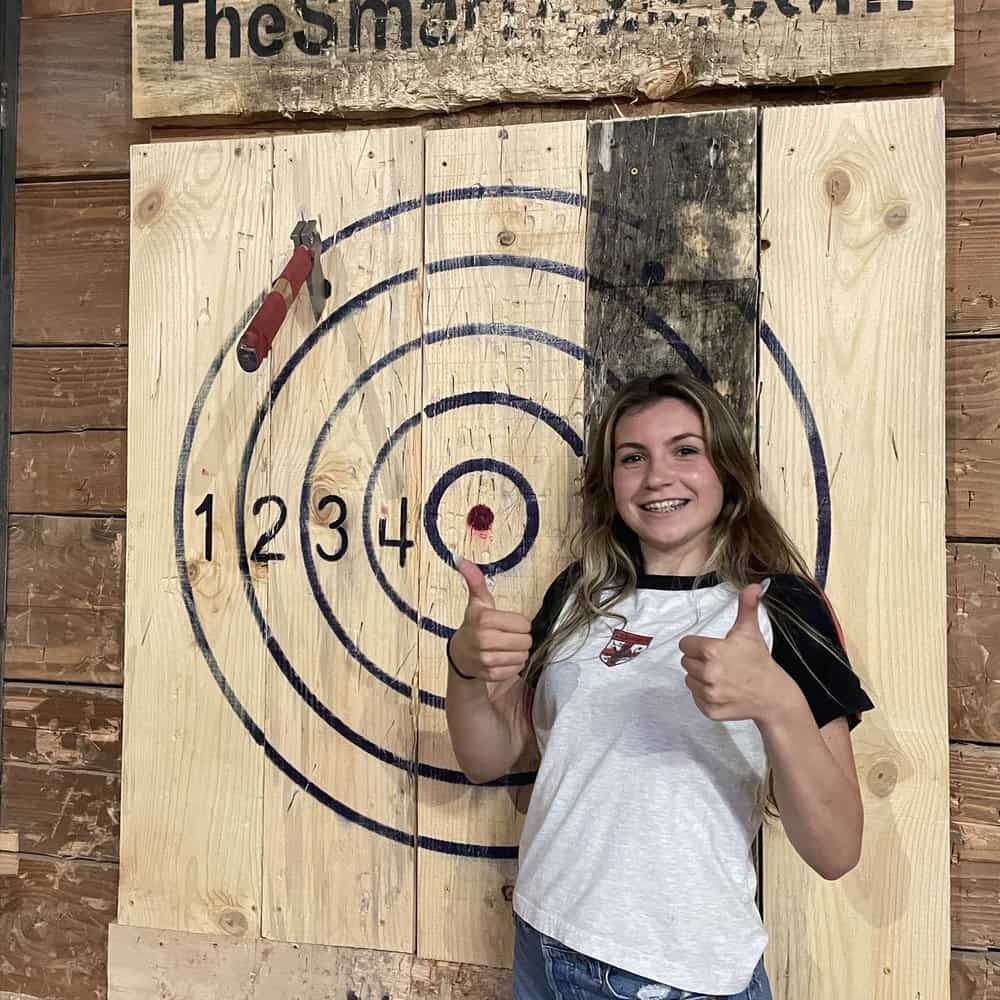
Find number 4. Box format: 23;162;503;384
378;497;415;568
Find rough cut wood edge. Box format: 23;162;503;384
108;923;512;999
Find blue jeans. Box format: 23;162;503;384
513;911;773;1000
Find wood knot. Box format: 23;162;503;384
137;189;165;227
824;168;851;206
219;909;249;936
884;203;909;230
498;230;517;247
502;883;515;902
867;758;898;798
640;260;665;286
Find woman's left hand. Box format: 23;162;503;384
678;583;799;726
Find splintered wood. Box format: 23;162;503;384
116;101;948;999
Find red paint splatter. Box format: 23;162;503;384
467;504;494;540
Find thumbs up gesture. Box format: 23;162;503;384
448;558;534;682
678;582;794;725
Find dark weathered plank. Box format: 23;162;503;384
12;347;128;431
16;12;148;178
584;110;757;434
946;338;1000;537
2;682;122;769
0;853;118;1000
0;761;119;860
6;515;124;684
943;0;1000;133
947;135;1000;335
23;0;130;15
949;543;1000;743
952;950;1000;1000
9;430;126;514
14;180;130;345
952;744;1000;950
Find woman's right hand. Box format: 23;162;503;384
449;558;534;682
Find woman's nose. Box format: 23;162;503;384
644;455;676;485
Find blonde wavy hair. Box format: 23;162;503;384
523;372;855;821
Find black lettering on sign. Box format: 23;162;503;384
316;494;349;562
205;0;242;57
294;0;338;53
160;0;199;60
195;492;214;561
251;495;288;563
378;497;415;568
350;0;413;50
248;2;286;53
419;0;458;46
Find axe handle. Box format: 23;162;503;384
237;245;315;372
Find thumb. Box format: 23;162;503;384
729;583;764;638
455;556;496;610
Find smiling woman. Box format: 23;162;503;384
445;371;875;1000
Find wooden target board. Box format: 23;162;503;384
114;99;948;999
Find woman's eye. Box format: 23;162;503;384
677;446;698;457
621;453;643;464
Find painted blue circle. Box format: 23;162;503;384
422;459;539;577
349;390;582;646
176;184;833;858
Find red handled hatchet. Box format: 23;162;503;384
237;220;330;373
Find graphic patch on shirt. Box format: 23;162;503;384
599;628;653;666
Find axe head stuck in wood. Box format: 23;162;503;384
237;219;332;373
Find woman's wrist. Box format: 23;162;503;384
446;634;477;680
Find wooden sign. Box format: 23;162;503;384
116;100;947;999
132;0;953;119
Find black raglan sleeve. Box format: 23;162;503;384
766;574;875;732
523;561;582;681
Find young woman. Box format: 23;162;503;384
445;373;876;1000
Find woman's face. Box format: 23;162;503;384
611;397;725;576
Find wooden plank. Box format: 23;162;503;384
952;745;1000;949
943;0;1000;133
5;514;123;684
584;108;757;429
947;136;1000;335
117;137;272;937
259;127;422;950
0;761;119;860
13;181;130;346
949;543;1000;743
952;950;1000;1000
23;0;130;15
948;338;1000;536
8;430;126;514
2;682;122;769
418;120;586;966
12;347;127;431
108;922;512;999
131;0;952;121
0;854;118;1000
758;98;948;999
16;12;148;179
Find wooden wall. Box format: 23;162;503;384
1;2;997;997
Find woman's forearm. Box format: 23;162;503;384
445;668;522;784
757;687;863;880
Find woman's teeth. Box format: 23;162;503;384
641;500;689;512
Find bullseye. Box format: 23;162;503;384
467;504;494;536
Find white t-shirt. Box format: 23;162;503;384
512;568;874;995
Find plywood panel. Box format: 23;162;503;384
107;922;512;999
16;13;148;178
260;127;423;950
417;120;587;966
5;514;124;684
13;180;130;345
12;347;127;431
759;97;948;999
118;137;273;936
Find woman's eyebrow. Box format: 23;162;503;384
614;433;704;451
